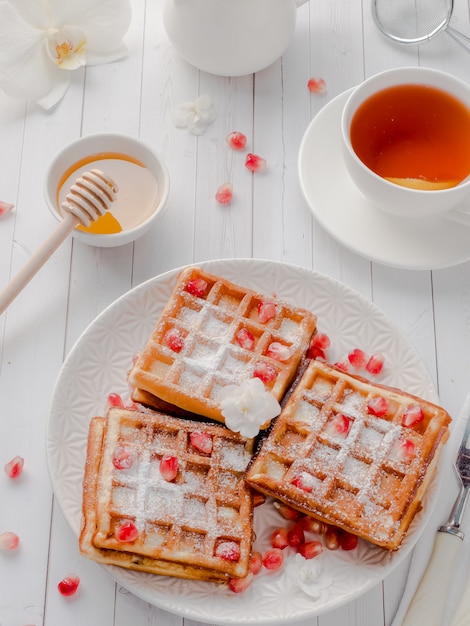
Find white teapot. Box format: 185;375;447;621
162;0;310;76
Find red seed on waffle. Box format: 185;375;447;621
246;360;451;550
128;266;317;428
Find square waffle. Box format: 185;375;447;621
80;407;255;581
246;360;451;550
128;266;317;428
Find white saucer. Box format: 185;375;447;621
298;89;470;270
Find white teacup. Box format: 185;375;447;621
44;133;170;247
341;67;470;219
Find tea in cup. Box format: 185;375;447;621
341;67;470;218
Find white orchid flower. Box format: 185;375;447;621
0;0;132;109
172;94;217;135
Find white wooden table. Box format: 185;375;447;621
2;1;470;624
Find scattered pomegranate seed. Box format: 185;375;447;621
4;455;24;479
215;182;233;205
287;523;305;548
262;548;284;570
107;392;124;408
57;574;80;597
190;431;213;455
0;531;19;550
252;492;266;507
271;527;289;550
112;445;134;470
0;201;14;215
253;362;277;384
393;438;416;462
307;333;330;359
367;396;389;417
236;327;255;350
160;455;179;481
245;153;267;173
339;531;358;551
249;551;263;575
228;571;254;593
115;521;138;543
185;278;208;297
291;472;315;493
266;342;291;362
366;353;384;375
348;348;368;370
299;517;328;535
216;540;240;561
226;131;247;151
402;404;424;428
307;77;326;94
257;301;276;323
163;327;185;352
298;540;323;559
325;526;340;550
273;501;303;521
325;413;351;438
334;358;350;372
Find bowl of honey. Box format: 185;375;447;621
44;133;170;247
341;67;470;218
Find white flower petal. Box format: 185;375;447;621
0;3;43;81
85;42;128;66
36;71;71;109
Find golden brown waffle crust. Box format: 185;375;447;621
80;408;255;581
128;266;317;426
246;360;451;550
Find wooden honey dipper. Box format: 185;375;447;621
0;169;118;315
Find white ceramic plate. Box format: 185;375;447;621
298;89;470;270
46;258;441;624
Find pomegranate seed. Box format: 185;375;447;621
262;548;284;570
307;346;326;360
307;77;326;94
334;358;350;372
112;445;134;470
339;531;358;551
236;327;255;350
252;492;266;507
185;278;208;297
4;455;24;479
115;521;138;543
226;131;247;151
325;413;351;438
228;571;254;593
299;517;328;535
273;501;303;521
215;182;233;205
367;396;389;417
163;328;184;353
266;342;291;362
245;153;266;173
402;405;424;427
366;353;384;375
307;333;330;359
393;438;415;462
287;523;305;548
160;455;179;481
249;551;263;575
291;472;315;493
0;531;19;550
348;348;368;370
325;526;340;550
253;362;277;384
189;431;213;455
298;540;323;559
0;201;14;215
257;301;276;323
57;574;80;597
107;392;123;408
216;540;240;561
271;527;289;550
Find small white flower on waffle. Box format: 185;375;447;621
220;377;281;438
